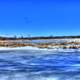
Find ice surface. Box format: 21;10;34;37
0;49;79;80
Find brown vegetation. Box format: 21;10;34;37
0;39;80;49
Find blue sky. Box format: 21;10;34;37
0;0;80;37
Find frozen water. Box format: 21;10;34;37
0;49;79;80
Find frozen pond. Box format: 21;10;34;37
0;50;80;80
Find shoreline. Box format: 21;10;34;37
0;38;80;51
0;46;80;52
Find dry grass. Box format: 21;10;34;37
0;40;80;49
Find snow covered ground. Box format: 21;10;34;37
0;46;80;52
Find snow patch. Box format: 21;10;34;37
0;46;79;52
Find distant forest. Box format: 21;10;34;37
0;35;80;40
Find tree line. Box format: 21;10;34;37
0;35;80;40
